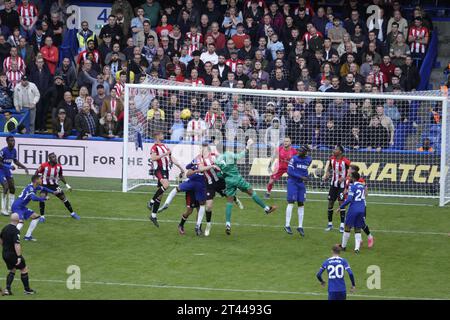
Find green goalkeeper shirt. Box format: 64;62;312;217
216;150;246;179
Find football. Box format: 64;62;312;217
180;108;192;120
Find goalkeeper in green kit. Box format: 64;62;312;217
216;138;277;235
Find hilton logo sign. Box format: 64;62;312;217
17;144;85;172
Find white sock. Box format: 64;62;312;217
164;188;178;207
368;233;373;239
340;222;345;229
285;203;293;227
1;193;6;212
8;193;14;211
298;206;304;228
25;218;39;238
355;233;362;250
17;222;23;231
226;221;231;227
196;205;205;227
264;205;270;211
342;231;350;248
151;213;157;218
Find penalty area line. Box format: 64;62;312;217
70;188;436;207
46;214;448;236
4;278;444;300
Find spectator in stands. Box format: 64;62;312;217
39;36;58;76
0;1;20;33
99;112;119;139
18;0;39;39
366;116;390;151
417;138;434;152
77;60;98;93
52;108;72;139
0;72;13;109
101;87;123;119
328;17;346;49
75;86;89;111
375;105;395;146
322;118;340;148
286;110;307;146
389;33;410;67
169;110;185;142
2;111;18;133
57;91;77;124
29;56;51;133
13;75;39;133
347;126;364;150
401;55;420;91
408;17;429;63
75;102;99;140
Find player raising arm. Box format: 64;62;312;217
322;144;351;233
336;171;366;253
148;132;185;227
0;136;30;216
216;138;277;235
266;137;298;199
35;152;80;222
317;244;355;300
285;145;312;237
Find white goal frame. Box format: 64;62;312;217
123;83;449;206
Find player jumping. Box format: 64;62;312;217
337;171;366;254
316;244;356;300
265;137;297;199
345;165;374;248
216;138;277;235
12;175;54;241
285;145;312;237
35;152;80;222
148;132;185;227
159;142;244;236
322;144;350;233
0;136;29;216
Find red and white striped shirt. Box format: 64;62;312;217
186;32;203;49
372;71;387;91
110;98;118;114
187;44;200;57
197;152;220;184
37;162;63;185
77;50;100;65
408;26;429;54
329;156;351;188
114;82;124;97
6;70;23;89
150;143;171;171
225;58;244;73
18;2;39;27
190;78;206;86
204;111;226;128
3;56;26;73
186;118;207;141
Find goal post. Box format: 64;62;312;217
122;80;449;206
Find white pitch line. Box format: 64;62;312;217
46;214;448;236
68;188;437;207
8;278;445;300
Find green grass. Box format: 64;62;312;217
1;175;449;300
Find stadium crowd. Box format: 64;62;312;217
0;0;438;150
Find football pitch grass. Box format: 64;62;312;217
1;175;449;300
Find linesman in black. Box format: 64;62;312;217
0;213;35;295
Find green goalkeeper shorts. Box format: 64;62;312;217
224;175;252;197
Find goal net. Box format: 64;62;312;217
122;80;449;206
